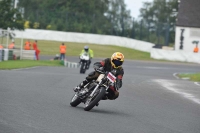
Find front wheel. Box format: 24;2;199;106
70;93;81;107
84;87;106;111
80;62;86;73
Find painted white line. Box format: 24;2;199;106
181;77;190;80
194;82;200;86
12;66;39;71
173;73;180;79
153;79;200;105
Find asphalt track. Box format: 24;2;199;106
0;56;200;133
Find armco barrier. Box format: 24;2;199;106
14;29;155;53
13;49;35;60
22;50;35;60
151;48;200;64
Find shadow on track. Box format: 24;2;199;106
68;105;131;117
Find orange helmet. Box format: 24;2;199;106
111;52;124;68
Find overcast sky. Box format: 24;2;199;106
124;0;153;19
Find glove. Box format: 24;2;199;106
114;79;122;91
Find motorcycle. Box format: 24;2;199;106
79;52;90;74
70;68;117;111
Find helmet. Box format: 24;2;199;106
84;45;89;52
111;52;124;68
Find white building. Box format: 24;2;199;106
175;0;200;53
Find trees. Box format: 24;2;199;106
0;0;24;30
139;0;179;45
17;0;178;45
18;0;132;35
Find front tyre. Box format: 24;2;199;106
70;93;81;107
80;63;84;73
84;87;106;111
82;62;86;74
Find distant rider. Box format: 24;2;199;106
74;52;124;100
80;46;94;69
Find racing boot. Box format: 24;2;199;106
101;95;108;100
73;79;89;92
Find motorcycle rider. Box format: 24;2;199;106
74;52;124;100
80;46;94;69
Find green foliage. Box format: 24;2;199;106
33;22;40;29
0;60;63;70
139;0;179;45
17;0;178;45
18;0;131;35
0;0;24;30
178;73;200;82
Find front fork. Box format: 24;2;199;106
89;81;109;98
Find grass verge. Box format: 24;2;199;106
178;73;200;82
0;60;63;70
1;38;152;60
32;40;152;60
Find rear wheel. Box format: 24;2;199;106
84;87;106;111
70;93;81;107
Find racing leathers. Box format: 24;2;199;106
80;49;94;69
74;58;124;100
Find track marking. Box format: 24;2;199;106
194;82;200;86
153;79;200;105
173;73;179;79
173;73;190;80
135;66;169;69
12;66;39;71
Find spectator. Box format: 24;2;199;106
8;42;15;49
32;40;40;60
194;46;199;53
0;44;3;49
24;40;31;50
60;43;66;60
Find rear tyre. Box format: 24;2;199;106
70;93;81;107
84;87;106;111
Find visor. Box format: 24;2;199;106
112;59;123;67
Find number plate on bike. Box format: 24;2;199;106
107;72;116;83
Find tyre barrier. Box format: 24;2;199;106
64;60;80;68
